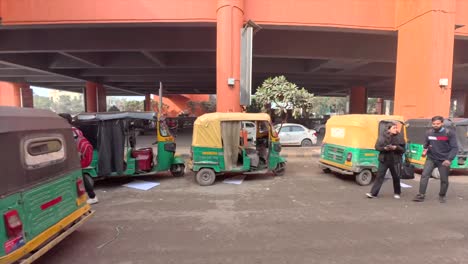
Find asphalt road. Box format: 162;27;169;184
35;156;468;264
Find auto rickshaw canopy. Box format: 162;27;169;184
192;112;272;148
407;118;468;153
323;114;405;149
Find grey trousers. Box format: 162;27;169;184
419;158;450;197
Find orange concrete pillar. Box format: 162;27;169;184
216;0;244;112
20;84;33;108
97;84;107;112
349;86;367;114
0;82;21;107
144;94;152;111
394;0;456;119
85;82;97;112
376;98;384;115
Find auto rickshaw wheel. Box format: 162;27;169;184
301;139;313;147
196;168;216;186
171;164;185;177
84;173;94;188
273;162;286;176
322;168;331;173
355;169;373;186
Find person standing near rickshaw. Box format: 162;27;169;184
59;113;99;204
366;122;405;199
413;116;458;203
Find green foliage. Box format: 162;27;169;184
108;98;144;112
200;101;215;113
254;76;314;119
34;94;84;114
246;97;261;113
311;97;347;116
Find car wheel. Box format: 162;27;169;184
355;169;373;186
195;168;216;186
301;139;313;147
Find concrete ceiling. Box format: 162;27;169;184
0;23;467;99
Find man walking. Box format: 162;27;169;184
413;116;458;203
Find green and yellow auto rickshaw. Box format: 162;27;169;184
0;106;94;264
74;112;185;182
406;118;468;177
319;114;406;185
190;113;286;186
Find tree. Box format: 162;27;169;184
254;76;314;121
200;101;215;113
33;95;53;110
246;97;261;113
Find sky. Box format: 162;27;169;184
31;86;145;101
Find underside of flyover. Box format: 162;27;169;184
0;23;468;100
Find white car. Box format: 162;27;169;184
274;123;317;147
241;121;257;143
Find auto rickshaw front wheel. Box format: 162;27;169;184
196;168;216;186
355;169;373;186
273;162;286;176
170;164;185;177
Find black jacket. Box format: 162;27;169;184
375;132;406;164
424;127;458;161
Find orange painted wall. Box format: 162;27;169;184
0;82;21;107
394;0;455;119
152;94;210;117
2;0;468;37
0;0;217;25
245;0;396;31
455;0;468;37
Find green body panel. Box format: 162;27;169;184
321;143;380;173
407;142;468;169
156;142;175;171
192;143;285;173
192;146;223;172
268;142;283;170
172;156;185;166
0;170;85;257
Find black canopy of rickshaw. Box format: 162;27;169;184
0;106;81;196
406;118;468;153
73;111;157;176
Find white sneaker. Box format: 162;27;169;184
87;197;99;205
393;194;401;199
366;193;376;198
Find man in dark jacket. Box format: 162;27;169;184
413;116;458;203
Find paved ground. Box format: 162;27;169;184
34;130;468;264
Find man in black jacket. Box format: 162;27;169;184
413;116;458;203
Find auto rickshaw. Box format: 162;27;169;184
73;112;185;182
190;113;286;186
319;114;406;185
0;106;94;264
406;118;468;177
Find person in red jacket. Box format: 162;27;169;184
59;113;99;205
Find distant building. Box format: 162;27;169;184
48;90;82;101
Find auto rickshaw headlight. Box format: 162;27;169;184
346;152;353;162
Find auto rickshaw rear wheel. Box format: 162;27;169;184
322;168;331;173
355;169;373;186
170;164;185;177
196;168;216;186
273;162;286;176
84;173;94;188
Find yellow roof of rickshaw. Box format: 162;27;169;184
324;114;405;149
193;112;272;148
